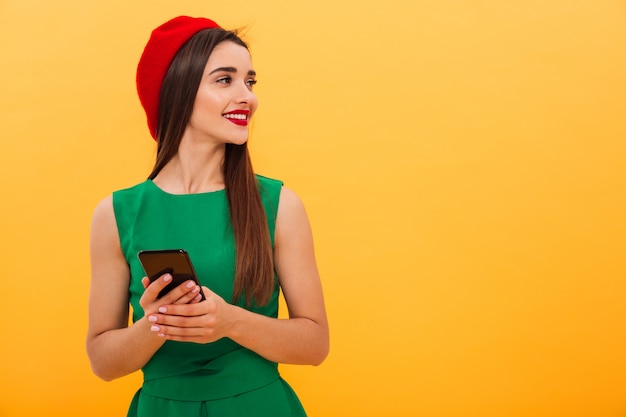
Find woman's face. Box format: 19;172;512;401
185;41;258;146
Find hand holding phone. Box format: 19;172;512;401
137;249;206;301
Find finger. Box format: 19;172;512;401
187;292;203;304
201;286;214;298
156;279;201;305
154;299;205;318
139;273;173;305
153;330;209;343
171;283;202;305
149;321;208;338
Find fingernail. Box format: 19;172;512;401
192;285;199;293
164;274;172;282
158;307;167;313
186;281;194;288
148;315;157;322
158;333;165;337
151;325;160;332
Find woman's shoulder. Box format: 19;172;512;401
91;194;116;236
256;174;284;206
92;181;151;227
112;180;152;197
110;180;154;212
254;174;303;209
256;174;283;189
277;186;304;215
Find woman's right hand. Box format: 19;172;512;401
139;273;203;316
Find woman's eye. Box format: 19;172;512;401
216;76;232;84
246;79;257;89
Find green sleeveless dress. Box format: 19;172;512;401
112;175;307;417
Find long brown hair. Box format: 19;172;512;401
148;28;274;307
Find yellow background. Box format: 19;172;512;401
1;1;625;416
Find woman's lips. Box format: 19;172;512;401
223;110;249;126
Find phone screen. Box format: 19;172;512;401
137;249;206;300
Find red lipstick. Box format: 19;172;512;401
223;110;250;126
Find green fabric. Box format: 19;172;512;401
112;175;306;417
128;378;305;417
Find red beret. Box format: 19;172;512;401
136;16;221;139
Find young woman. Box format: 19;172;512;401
87;16;329;417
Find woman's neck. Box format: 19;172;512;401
153;140;226;194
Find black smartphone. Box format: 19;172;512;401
137;249;206;301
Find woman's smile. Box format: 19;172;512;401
223;109;250;126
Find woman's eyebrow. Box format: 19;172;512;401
209;67;256;76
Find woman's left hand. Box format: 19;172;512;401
146;286;235;344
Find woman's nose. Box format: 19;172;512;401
234;82;256;103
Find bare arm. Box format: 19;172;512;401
230;186;329;364
86;196;201;381
149;186;330;365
